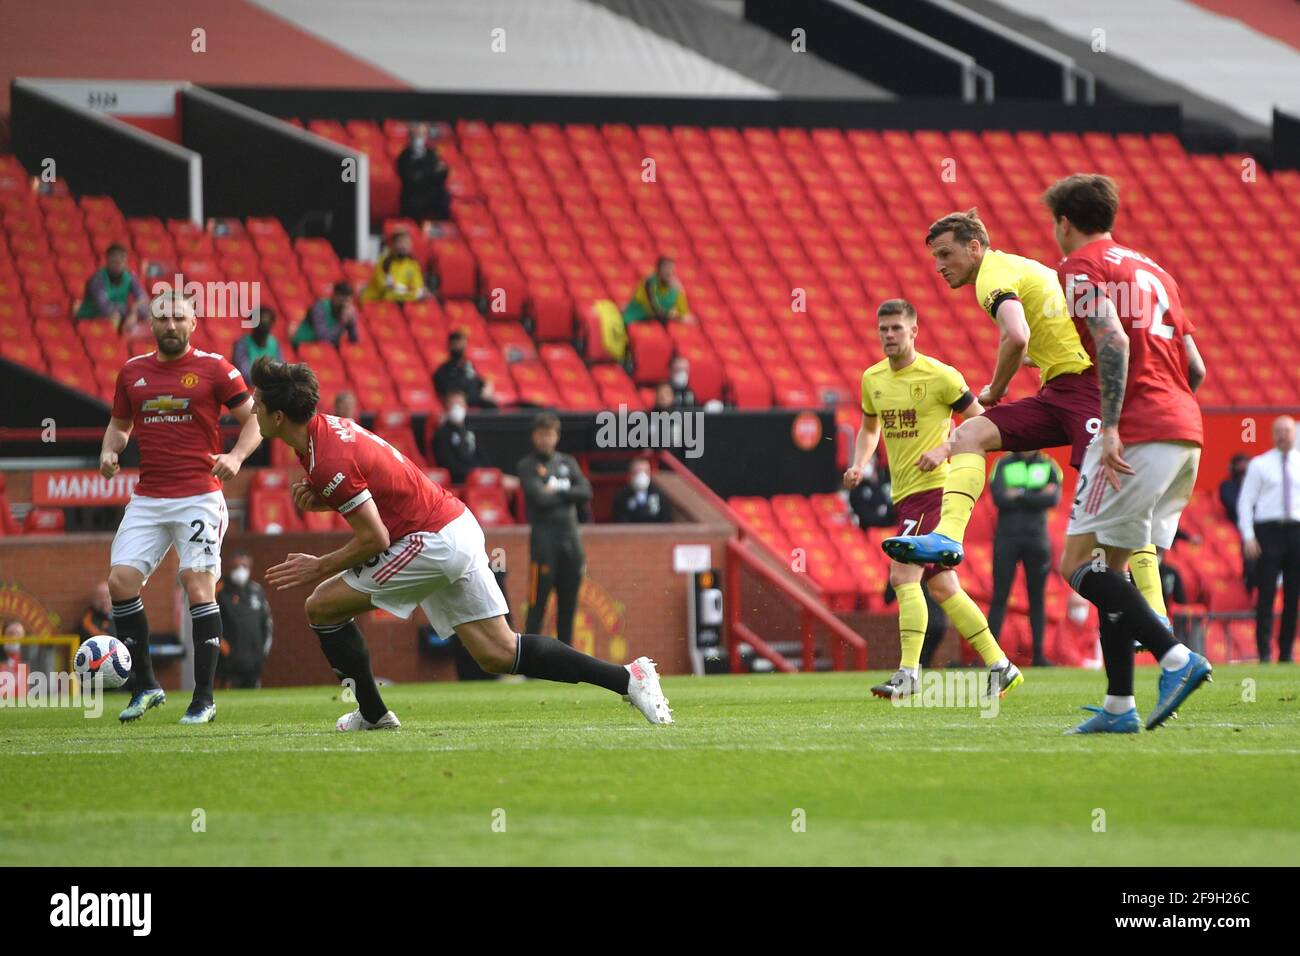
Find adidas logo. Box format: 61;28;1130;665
134;377;147;387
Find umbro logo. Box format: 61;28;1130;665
134;377;147;387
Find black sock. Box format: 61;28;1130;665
112;597;156;692
1098;615;1135;697
190;602;221;706
513;633;631;694
312;620;387;722
1070;564;1177;660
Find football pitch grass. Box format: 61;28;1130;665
2;665;1297;866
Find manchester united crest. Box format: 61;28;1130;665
180;372;199;389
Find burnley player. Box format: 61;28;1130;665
845;299;1021;701
249;359;672;729
101;290;263;724
1044;174;1211;733
883;209;1098;570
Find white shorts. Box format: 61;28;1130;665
339;509;509;636
1068;440;1200;550
110;490;229;583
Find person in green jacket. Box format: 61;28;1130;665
75;244;149;331
622;257;693;324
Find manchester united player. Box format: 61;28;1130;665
882;209;1099;569
249;359;672;729
1045;174;1212;733
101;290;263;724
845;299;1021;701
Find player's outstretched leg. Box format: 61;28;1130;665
928;571;1022;699
109;566;166;722
882;417;1001;567
179;571;221;724
457;616;672;724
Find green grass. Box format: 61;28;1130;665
2;666;1297;865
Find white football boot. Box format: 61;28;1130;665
624;656;673;725
336;709;402;731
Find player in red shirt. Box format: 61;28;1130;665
1043;174;1213;734
100;290;263;724
248;359;672;730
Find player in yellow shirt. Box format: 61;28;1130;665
846;299;1023;700
883;208;1101;572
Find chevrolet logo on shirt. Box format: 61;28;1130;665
142;395;191;412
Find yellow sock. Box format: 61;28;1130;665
896;582;928;670
940;590;1006;666
934;453;987;544
1129;545;1167;618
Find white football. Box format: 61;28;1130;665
73;635;133;689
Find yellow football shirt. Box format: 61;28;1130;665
973;249;1091;385
861;352;973;503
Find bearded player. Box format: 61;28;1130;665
249;358;672;730
845;299;1022;701
1044;174;1211;733
101;290;263;724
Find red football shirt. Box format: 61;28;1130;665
112;347;250;498
1057;239;1202;446
298;413;465;540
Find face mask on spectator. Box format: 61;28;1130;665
447;404;466;425
229;566;250;587
671;371;688;390
630;471;651;492
450;346;465;362
1068;604;1089;626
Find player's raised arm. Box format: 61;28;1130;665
1183;333;1206;393
210;396;262;481
844;413;881;488
985;298;1030;405
100;416;133;479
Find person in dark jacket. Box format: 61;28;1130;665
433;329;497;408
986;450;1061;666
613;457;672;523
216;551;273;689
431;391;485;483
517;413;591;646
396;122;450;222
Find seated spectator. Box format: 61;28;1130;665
293;282;358;346
232;307;282;381
77;581;115;643
396;122;451;222
668;357;697;407
75;243;149;331
622;257;693;325
850;457;895;529
431;391;485;483
334;391;360;421
613;457;672;523
363;230;428;302
653;382;675;411
433;330;497;408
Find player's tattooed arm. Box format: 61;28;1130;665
1085;302;1129;428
